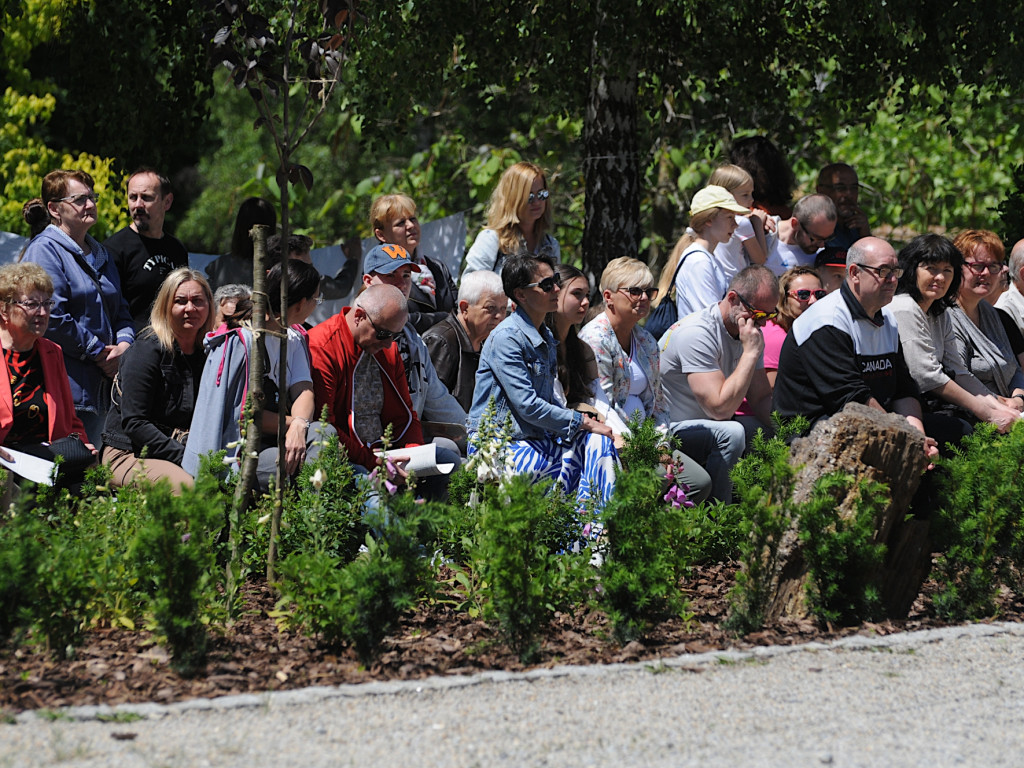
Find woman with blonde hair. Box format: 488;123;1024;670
708;164;776;281
102;267;213;491
462;161;560;278
580;256;712;502
371;193;458;334
652;185;749;323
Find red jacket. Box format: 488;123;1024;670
308;308;423;469
0;337;86;445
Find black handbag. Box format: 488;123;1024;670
15;435;96;485
645;250;694;340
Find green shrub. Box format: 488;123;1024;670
931;422;1024;621
676;499;746;565
130;464;226;676
280;490;443;662
617;414;671;471
470;475;593;662
600;467;693;643
724;431;797;636
798;474;889;626
0;493;46;645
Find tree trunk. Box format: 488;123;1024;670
581;0;640;283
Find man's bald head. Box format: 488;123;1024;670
1009;238;1024;286
348;283;408;352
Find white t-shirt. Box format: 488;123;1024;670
714;216;757;282
264;327;312;389
674;245;728;319
765;229;818;276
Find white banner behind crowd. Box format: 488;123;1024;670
0;212;467;327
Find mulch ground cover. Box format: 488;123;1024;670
3;562;1023;714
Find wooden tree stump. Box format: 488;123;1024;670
765;402;932;623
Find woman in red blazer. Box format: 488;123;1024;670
0;263;95;481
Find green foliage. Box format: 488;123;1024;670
724;432;797;636
130;469;226;676
798;474;889;626
0;494;46;644
245;433;366;569
280;491;443;662
997;162;1024;247
599;467;692;644
676;500;746;565
617;414;670;471
469;475;592;662
931;423;1024;621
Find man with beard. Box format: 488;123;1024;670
105;168;189;329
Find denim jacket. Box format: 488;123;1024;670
22;225;135;412
468;306;582;441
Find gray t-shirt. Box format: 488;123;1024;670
659;304;762;422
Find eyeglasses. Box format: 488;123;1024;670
734;292;779;321
618;287;659;300
526;273;562;292
314;294;324;305
10;300;54;314
855;262;903;281
363;311;402;341
799;219;833;244
58;193;98;207
964;261;1006;276
788;289;827;302
527;189;550;204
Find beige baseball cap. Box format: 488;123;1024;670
689;185;751;217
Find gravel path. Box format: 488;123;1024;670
4;622;1024;768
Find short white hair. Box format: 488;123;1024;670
458;270;503;305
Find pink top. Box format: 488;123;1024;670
736;319;787;416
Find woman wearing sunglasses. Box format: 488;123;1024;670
890;234;1019;443
469;254;617;525
579;257;713;504
462;161;560;278
759;266;825;389
21;169;135;445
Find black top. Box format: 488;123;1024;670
102;332;205;464
408;254;458;335
105;226;189;330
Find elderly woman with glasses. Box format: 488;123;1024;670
0;263;96;475
949;230;1024;412
579;257;713;504
468;254;617;521
21;169;135;444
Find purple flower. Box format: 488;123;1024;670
181;532;191;544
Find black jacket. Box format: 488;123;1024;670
102;332;205;463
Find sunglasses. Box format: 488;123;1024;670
526;273;562;292
788;289;827;302
618;286;659;300
735;292;779;321
364;312;401;341
527;189;550;204
58;192;98;207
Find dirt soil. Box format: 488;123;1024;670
3;562;1022;714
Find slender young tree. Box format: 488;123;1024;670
206;0;356;585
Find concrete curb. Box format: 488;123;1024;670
17;620;1024;724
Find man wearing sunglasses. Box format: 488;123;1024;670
308;283;428;482
764;194;838;277
773;238;938;462
659;266;778;502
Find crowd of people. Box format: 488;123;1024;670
7;144;1024;533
